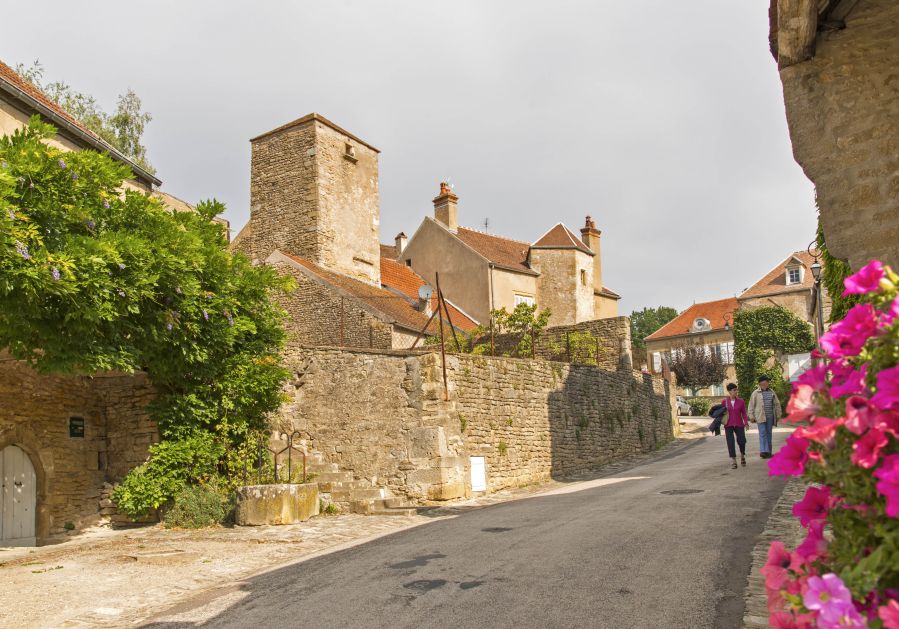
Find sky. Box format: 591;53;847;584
2;1;817;315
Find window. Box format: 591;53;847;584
787;267;802;285
405;259;412;267
580;269;587;286
652;352;661;372
514;294;535;307
343;143;358;163
711;384;725;396
710;342;734;364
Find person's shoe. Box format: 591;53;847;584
731;458;738;469
741;455;746;467
759;453;765;458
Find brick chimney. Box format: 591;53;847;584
433;182;458;232
394;232;407;256
581;215;603;294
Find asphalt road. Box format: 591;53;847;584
147;429;788;629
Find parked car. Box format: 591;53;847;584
676;396;691;416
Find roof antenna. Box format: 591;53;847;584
483;217;490;232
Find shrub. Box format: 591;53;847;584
163;480;234;529
688;398;712;417
763;260;899;627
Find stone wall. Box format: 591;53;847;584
271;259;394;349
775;0;899;270
0;359;156;540
530;248;594;326
279;344;675;501
492;316;633;372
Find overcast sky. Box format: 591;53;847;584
3;1;817;315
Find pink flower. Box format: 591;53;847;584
883;296;899;326
819;604;868;628
770;610;815;629
843;260;885;296
804;574;853;612
845;396;876;435
879;599;899;629
795;520;828;563
829;361;868;399
761;541;793;591
873;410;899;439
851;428;889;468
820;304;879;359
798;363;829;392
796;416;842;448
873;454;899;517
786;384;819;423
769;434;810;476
793;486;832;526
871;364;899;411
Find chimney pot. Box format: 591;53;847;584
433;182;459;232
394;232;407;256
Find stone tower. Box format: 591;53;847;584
249;113;381;286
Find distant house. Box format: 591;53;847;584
396;183;620;327
738;250;828;329
644;297;738;397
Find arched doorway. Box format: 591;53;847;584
1;445;37;546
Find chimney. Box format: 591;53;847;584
581;215;603;294
394;232;407;256
433;182;458;232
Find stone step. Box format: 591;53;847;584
305;462;339;474
313;471;354;484
349;498;418;517
384;497;416;510
330;488;385;502
317;480;368;492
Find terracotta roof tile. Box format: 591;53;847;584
455;226;536;275
380;257;478;331
645;297;739;341
379;243;397;259
739;251;816;299
532;223;593;255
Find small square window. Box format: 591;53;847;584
580;269;587;286
514;294;535;307
787;268;801;285
405;259;412;267
69;417;85;438
343;143;358;163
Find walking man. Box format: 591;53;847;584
748;375;781;458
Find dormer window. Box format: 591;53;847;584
691;317;711;333
786;266;803;285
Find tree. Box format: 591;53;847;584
0;118;292;514
15;60;155;174
630;306;679;354
667;345;727;396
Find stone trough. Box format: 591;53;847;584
235;483;319;526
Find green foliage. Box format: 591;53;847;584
732;306;815;402
567;330;602;365
497;441;508;456
629;306;679;353
816;222;860;323
0;119;292;516
163;480;234;529
667;345;726;395
457;303;552;357
16;60;155;174
459;414;467;432
688;398;712;416
320;500;339;515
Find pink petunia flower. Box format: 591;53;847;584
879;599;899;629
829;361;868;399
804;574;853;612
819;603;868;628
786;384;819;424
870;364;899;411
761;541;793;591
769;434;811;476
770;610;815;629
845;396;876;435
796;416;842;448
883;296;899;326
843;260;885;296
795;520;828;564
819;304;880;359
792;485;832;527
873;410;899;439
851;428;889;469
797;363;829;393
873;454;899;517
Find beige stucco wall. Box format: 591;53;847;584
490;267;538;315
401;218;492;322
595;294;619;319
530;249;594;326
739;290;813;324
777;0;899;270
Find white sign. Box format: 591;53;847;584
470;456;487;492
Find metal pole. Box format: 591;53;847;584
437;289;449;401
435;273;461;352
408;307;439;349
816;280;825;339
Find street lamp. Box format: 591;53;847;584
723;311;735;331
808;240;824;340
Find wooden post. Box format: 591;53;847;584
437;288;449;401
435;273;461;353
408;307;439;350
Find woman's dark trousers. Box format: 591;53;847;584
725;426;746;458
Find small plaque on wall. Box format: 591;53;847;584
69;417;85;438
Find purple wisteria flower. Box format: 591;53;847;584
8;209;15;220
166;322;173;331
51;266;60;281
85;219;96;230
71;172;78;181
117;289;126;297
103;200;110;209
176;286;182;294
118;263;126;270
58;159;66;169
225;310;234;326
1;160;7;168
15;241;29;260
202;309;209;321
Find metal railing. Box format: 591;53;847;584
242;430;309;485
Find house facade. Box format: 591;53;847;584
396;184;620;327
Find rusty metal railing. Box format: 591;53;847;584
242;430;309;485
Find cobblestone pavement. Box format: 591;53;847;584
0;425;706;629
742;456;807;627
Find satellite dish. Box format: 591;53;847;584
418;285;434;301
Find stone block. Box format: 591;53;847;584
235;483;320;526
406;426;447;459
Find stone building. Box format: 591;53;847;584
397;184;620;327
769;0;899;270
232;114;476;350
738;251;826;326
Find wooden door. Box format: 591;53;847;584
1;445;37;546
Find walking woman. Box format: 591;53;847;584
723;383;749;469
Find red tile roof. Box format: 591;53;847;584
645;297;739;341
380;257;479;331
379;243;397;259
532;223;593;255
739;251;816;299
455;226;537;275
0;60;161;186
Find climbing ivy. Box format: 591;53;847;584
733;306;815;403
816;222;860;323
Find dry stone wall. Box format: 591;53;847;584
279;345;675;501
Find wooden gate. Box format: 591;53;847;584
1;445;37;546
